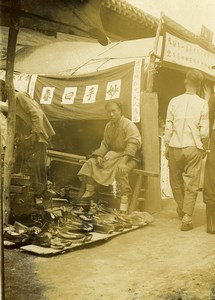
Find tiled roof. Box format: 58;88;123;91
102;0;159;31
102;1;215;53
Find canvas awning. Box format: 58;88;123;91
2;37;161;74
0;0;108;58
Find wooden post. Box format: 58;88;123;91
3;1;20;224
146;12;163;92
141;92;161;213
139;13;164;213
0;111;4;300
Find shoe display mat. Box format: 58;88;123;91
20;225;143;256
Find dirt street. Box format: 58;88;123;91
4;193;215;300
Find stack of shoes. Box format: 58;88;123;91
181;214;193;231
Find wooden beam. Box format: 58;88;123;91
140;13;163;213
0;102;4;300
3;0;20;224
146;12;163;92
140;92;161;213
132;169;158;177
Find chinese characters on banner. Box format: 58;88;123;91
83;85;98;103
105;80;121;100
163;32;215;77
0;70;31;93
36;62;142;122
62;87;77;104
131;59;142;123
40;81;122;105
28;74;38;98
40;87;55;104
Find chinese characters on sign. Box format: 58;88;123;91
28;74;38;98
37;63;142;123
0;70;31;94
163;32;215;76
40;87;55;104
131;59;142;123
83;85;98;103
62;87;77;104
105;80;121;100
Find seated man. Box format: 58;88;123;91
78;100;142;212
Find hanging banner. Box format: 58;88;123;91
162;31;215;77
33;61;144;122
0;70;31;92
132;59;143;123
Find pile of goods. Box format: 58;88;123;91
4;203;154;250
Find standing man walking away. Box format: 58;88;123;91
203;91;215;233
164;69;209;231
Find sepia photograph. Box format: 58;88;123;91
0;0;215;299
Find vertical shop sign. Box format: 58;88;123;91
28;74;38;98
131;59;142;123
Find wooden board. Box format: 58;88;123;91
140;92;162;213
20;226;143;256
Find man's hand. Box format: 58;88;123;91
96;156;104;168
117;163;129;175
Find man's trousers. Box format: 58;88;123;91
169;146;203;215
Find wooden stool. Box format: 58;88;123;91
128;169;159;213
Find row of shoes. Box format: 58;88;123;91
4;203;154;249
4;222;42;245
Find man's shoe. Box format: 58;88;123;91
181;222;193;231
181;214;193;231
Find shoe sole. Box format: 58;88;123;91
180;223;193;231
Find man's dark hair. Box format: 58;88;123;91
0;79;7;102
105;100;123;112
185;69;204;88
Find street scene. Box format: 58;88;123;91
1;0;215;299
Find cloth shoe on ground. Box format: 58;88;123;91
206;204;215;234
181;214;193;231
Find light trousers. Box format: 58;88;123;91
169;146;203;215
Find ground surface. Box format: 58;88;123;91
4;193;215;300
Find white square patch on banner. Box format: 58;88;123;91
40;87;55;104
105;80;121;100
83;85;98;103
62;87;77;104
